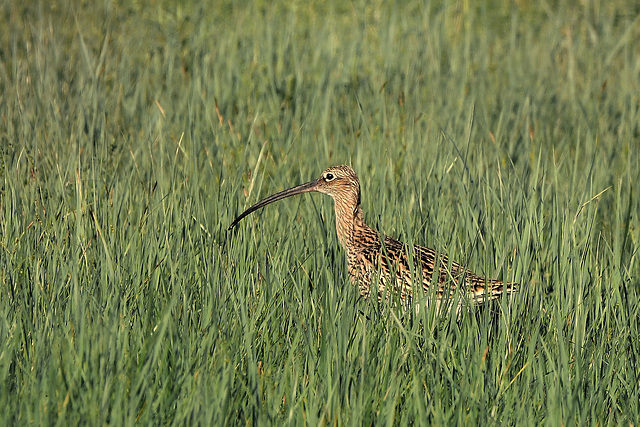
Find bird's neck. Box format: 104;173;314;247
334;197;376;251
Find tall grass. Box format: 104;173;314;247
1;0;638;424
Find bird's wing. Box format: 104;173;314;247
381;236;515;301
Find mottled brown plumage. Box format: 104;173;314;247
229;165;517;309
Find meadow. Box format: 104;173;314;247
1;0;639;424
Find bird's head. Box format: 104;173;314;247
228;165;361;230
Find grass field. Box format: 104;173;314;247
1;0;639;424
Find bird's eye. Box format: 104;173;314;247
324;173;335;181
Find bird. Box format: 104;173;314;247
229;165;518;311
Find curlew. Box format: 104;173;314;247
229;165;517;310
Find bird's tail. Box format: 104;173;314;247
469;279;519;304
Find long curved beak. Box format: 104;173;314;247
228;178;322;230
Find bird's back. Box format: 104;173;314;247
347;233;517;305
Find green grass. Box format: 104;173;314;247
1;0;639;424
